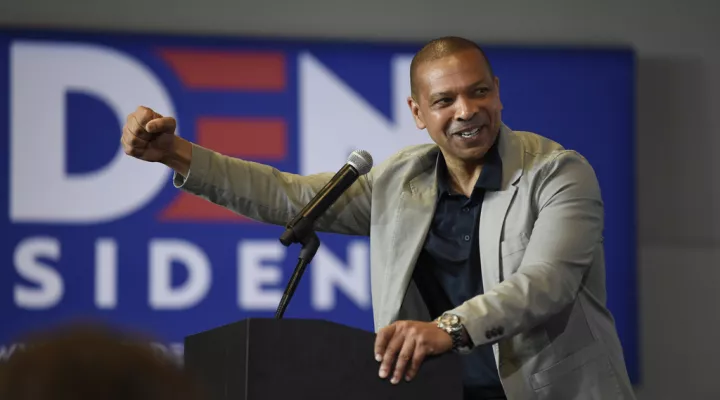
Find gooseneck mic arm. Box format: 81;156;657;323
274;150;373;319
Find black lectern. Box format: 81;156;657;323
184;318;463;400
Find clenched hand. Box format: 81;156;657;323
121;106;177;162
121;105;192;176
374;321;453;384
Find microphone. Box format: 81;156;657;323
279;150;374;246
274;150;373;319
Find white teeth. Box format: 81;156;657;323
459;128;479;138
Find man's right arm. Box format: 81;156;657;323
169;137;373;236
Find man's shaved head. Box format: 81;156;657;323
410;36;494;100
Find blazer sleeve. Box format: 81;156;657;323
172;144;374;236
448;150;604;348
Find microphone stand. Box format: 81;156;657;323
274;216;320;319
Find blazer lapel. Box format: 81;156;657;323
380;155;438;326
479;125;524;287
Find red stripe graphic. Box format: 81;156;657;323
158;49;285;90
160;117;287;222
196;118;287;159
159;192;255;222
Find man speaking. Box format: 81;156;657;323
120;36;636;400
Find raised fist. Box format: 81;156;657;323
121;106;178;163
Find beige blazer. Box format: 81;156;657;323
173;124;636;400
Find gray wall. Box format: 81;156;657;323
2;0;719;398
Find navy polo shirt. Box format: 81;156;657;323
411;138;505;399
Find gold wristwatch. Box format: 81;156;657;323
436;313;465;351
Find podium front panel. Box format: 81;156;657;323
185;318;463;400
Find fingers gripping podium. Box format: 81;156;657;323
182;151;463;398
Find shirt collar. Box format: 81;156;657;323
436;134;503;197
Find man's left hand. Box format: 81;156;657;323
374;321;453;384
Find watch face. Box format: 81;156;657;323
440;314;461;330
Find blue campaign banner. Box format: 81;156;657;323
0;29;637;382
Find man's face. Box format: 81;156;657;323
408;49;503;164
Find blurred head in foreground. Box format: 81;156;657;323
0;323;201;400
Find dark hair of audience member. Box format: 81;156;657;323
0;323;202;400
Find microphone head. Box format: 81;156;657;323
347;150;373;175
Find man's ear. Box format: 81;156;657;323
407;96;426;130
494;76;503;112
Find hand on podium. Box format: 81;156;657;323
374;320;454;385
